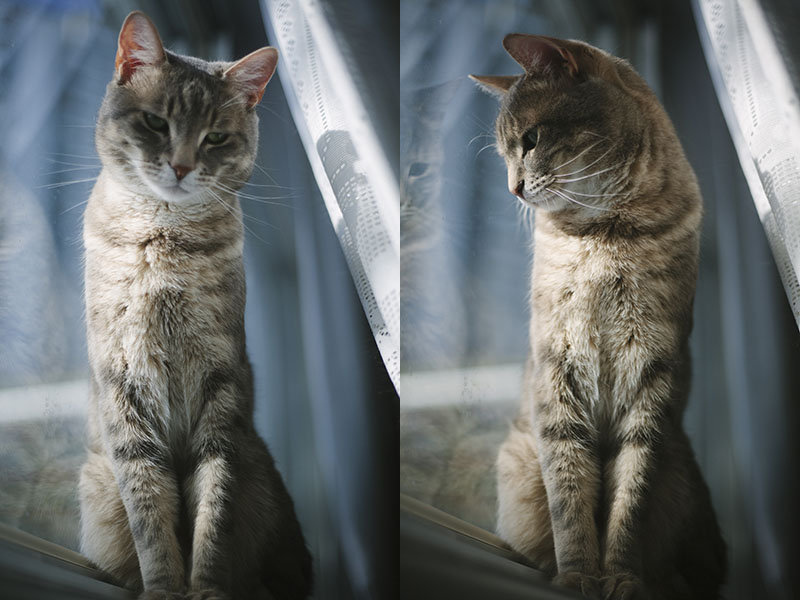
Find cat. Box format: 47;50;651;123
78;12;311;600
471;34;726;600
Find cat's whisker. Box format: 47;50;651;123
566;189;624;198
223;176;294;190
475;142;497;159
554;162;624;184
467;132;493;150
37;177;99;189
40;166;102;176
48;152;101;160
255;103;291;127
205;189;270;244
212;182;297;207
582;130;610;140
59;199;89;215
551;140;603;172
252;162;280;186
46;159;102;168
546;186;611;211
556;144;617;177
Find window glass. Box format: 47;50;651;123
400;6;800;600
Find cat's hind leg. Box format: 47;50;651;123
496;417;556;576
78;451;142;591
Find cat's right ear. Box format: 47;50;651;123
223;48;279;108
502;34;579;78
469;74;518;99
115;11;166;85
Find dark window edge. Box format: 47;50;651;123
0;523;131;599
400;494;582;599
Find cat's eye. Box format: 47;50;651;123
143;112;168;133
522;127;539;155
204;132;229;145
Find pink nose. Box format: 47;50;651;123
511;181;524;198
171;163;192;181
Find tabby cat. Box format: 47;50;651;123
471;35;726;599
78;12;311;599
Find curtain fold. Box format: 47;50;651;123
693;0;800;330
262;0;400;390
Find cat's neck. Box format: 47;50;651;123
92;170;238;224
85;170;243;249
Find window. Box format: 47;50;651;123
399;1;800;597
0;1;397;598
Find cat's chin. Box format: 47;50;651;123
145;181;203;204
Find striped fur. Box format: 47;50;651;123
79;12;311;600
473;35;726;599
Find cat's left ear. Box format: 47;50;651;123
503;34;580;78
115;11;166;85
469;74;519;99
223;47;279;108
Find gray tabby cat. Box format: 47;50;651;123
471;35;726;599
78;12;311;600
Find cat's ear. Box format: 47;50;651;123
223;48;279;108
503;34;579;78
115;11;166;85
469;74;518;99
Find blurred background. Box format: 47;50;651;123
0;0;397;598
400;1;800;599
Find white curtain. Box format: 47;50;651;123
694;0;800;330
262;0;400;390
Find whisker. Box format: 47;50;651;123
556;144;617;177
37;177;99;189
467;132;493;149
546;186;610;211
40;166;102;176
583;131;610;140
213;181;296;207
59;200;89;215
475;142;496;159
551;140;602;172
48;152;101;160
565;189;624;198
223;176;293;190
252;162;280;185
205;188;269;244
554;162;623;184
255;103;291;127
46;158;101;168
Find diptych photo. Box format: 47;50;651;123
0;1;799;599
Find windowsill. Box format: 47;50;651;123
400;494;582;599
0;523;131;599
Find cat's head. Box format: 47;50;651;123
96;11;278;204
471;34;657;216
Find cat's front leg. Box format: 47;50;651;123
101;374;185;596
600;361;675;600
185;372;240;598
533;359;603;597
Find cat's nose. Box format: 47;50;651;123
511;181;525;198
170;163;193;181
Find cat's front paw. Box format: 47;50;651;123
553;571;602;598
600;573;649;600
185;589;230;600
